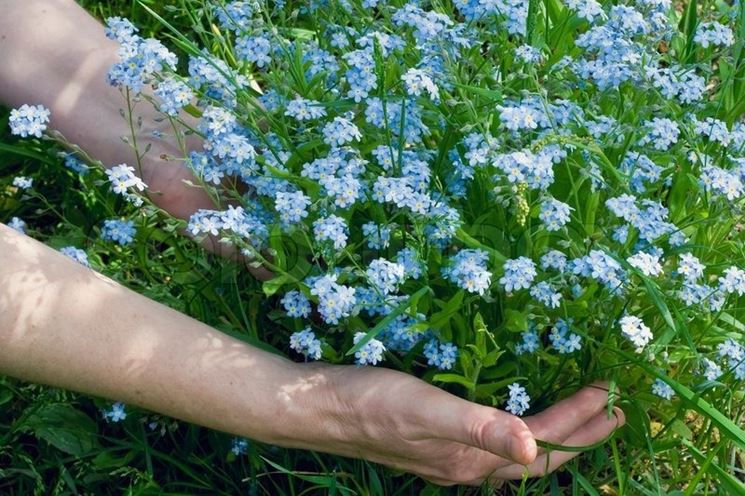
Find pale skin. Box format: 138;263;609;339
0;0;624;486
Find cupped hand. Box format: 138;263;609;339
300;365;623;487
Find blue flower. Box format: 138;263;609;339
366;258;406;295
103;402;127;422
64;154;89;175
310;275;356;325
214;2;256;33
651;379;674;400
401;68;439;101
9;104;50;138
230;437;250;456
8;217;26;234
639;117;679;151
564;0;605;23
154;78;193;116
362;222;391;250
235;35;272;67
717;338;745;380
12;176;33;190
106;19;177;92
378;315;423;352
530;281;562;309
719;266;745;297
313;215;349;250
516;329;540;355
285;97;327;121
186;207;268;248
322;113;362;147
694;22;734;48
627;251;663;277
396;248;423;279
499;257;536;293
60;246;90;267
515;45;542;64
104;17;138;43
701;358;723;381
290;328;323;360
353;332;386;366
106;164;147;206
281;290;312;318
424;339;459;370
539;198;572;231
619;315;653;352
570;250;625;292
505;383;530;416
101;219;137;246
443;249;492;295
540;250;567;273
549;319;582;354
275;190;311;227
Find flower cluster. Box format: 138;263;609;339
9;104;50;138
7;3;745;470
102;402;127;422
101;219;137;246
89;2;745;416
60;246;90;267
105;164;147;206
505;383;531;416
289;328;323;361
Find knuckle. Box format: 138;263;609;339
469;415;492;449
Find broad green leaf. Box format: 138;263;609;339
432;373;476;390
503;309;529;332
24;404;100;456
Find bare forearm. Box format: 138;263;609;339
0;0;126;159
0;223;324;445
0;0;211;219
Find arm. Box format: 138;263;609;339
0;0;207;220
0;223;622;485
0;0;273;278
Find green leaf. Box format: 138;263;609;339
0;387;12;406
345;286;431;357
682;439;745;495
429;290;465;329
720;312;745;333
680;0;698;63
455;228;507;264
260;457;356;494
451;83;502;102
670;419;693;440
503;309;529;332
432;373;476;390
24;404;100;456
0;142;56;165
565;466;601;496
617;352;745;452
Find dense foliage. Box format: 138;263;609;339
2;0;745;493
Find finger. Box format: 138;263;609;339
413;388;538;465
491;406;625;480
524;381;614;447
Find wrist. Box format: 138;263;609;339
258;361;355;451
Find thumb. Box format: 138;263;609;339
465;408;538;465
420;391;538;465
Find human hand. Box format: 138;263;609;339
285;364;624;487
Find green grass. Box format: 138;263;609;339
1;1;745;494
